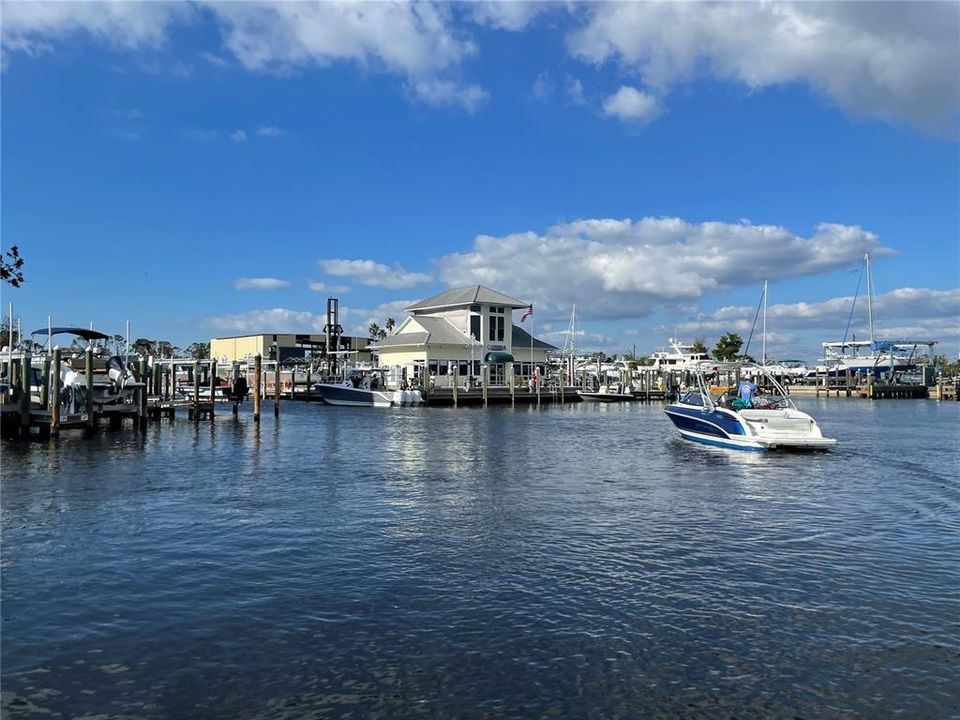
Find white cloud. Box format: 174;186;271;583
318;259;433;290
602;85;661;124
9;2;953;131
208;308;326;334
468;2;550;32
3;1;487;113
1;1;190;59
308;281;350;294
256;124;283;138
207;2;485;112
531;71;553;102
207;300;416;338
567;2;960;134
566;76;586;106
233;277;290;290
435;217;894;322
673;287;960;340
229;129;248;142
406;78;488;113
199;50;230;68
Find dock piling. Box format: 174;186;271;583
51;348;61;437
85;347;94;431
40;357;51;409
192;361;200;420
19;350;31;436
253;354;262;422
274;358;280;418
209;359;217;421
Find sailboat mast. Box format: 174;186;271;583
762;280;767;365
865;252;875;345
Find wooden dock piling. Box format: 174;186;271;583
50;348;61;437
192;361;200;420
85;347;94;431
19;350;31;436
253;354;262;422
40;357;51;409
482;365;488;407
209;359;217;421
274;358;280;418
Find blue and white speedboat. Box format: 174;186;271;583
664;362;836;451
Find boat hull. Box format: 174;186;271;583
312;384;424;407
313;384;394;407
578;392;634;402
664;405;835;451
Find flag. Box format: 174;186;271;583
520;305;533;323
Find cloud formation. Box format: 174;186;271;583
671;287;960;350
436;217;894;321
207;2;483;111
1;1;189;58
318;259;433;290
568;2;960;134
208;307;325;334
5;2;956;131
602;85;660;124
256;124;283;138
233;277;290;290
308;281;350;294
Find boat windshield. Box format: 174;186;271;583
680;391;707;406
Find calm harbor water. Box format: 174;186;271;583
2;399;959;719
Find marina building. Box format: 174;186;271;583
377;285;557;386
210;332;372;365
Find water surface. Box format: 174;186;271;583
3;399;959;718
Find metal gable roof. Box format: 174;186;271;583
511;324;558;351
404;285;528;312
377;316;472;348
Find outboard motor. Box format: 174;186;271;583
107;356;128;389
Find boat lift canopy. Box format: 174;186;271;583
31;327;111;341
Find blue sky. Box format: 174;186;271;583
2;1;958;361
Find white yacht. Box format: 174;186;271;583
647;339;710;371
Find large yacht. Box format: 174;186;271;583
647;339;710;371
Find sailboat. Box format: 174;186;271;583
809;253;926;380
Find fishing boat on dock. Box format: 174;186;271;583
664;361;835;451
312;367;423;407
29;327;145;413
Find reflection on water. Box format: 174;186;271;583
2;399;959;719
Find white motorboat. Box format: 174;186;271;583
664;361;836;451
647;339;711;371
313;367;423;407
29;327;145;413
578;380;635;402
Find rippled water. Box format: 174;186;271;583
2;399;959;719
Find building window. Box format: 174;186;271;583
470;307;481;342
489;306;505;342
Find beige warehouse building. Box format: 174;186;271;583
210;333;372;365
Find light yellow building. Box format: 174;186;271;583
377;285;556;386
210;333;371;365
